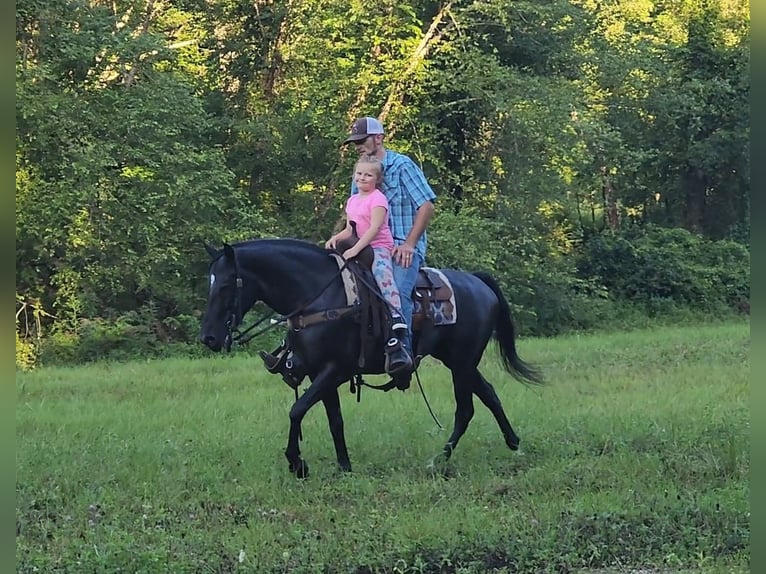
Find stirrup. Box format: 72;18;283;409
281;359;303;390
391;370;412;391
259;346;306;390
384;338;414;376
386;355;421;391
259;350;286;374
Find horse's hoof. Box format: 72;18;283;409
294;460;309;479
506;437;520;451
288;458;310;478
426;450;450;472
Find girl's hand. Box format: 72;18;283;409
342;247;358;260
325;237;336;249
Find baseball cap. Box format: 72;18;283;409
342;116;385;144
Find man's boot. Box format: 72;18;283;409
259;342;306;389
384;323;414;378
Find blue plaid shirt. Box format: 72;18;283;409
351;150;436;260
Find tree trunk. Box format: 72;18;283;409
379;1;454;134
262;1;292;102
122;0;157;87
683;168;706;233
601;166;619;231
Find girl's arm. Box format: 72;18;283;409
325;219;352;249
343;206;386;258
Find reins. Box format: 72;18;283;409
349;369;443;430
228;255;355;347
222;246;440;429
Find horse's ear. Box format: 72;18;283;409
203;242;219;258
223;243;235;261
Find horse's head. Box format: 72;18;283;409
199;242;243;352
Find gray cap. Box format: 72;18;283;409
343;116;384;144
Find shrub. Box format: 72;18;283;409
16;331;36;371
15;295;49;371
39;331;81;365
578;225;750;313
40;305;179;365
428;205;624;337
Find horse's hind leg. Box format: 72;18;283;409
321;388;352;473
473;369;521;451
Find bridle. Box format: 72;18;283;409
223;276;245;352
220;248;244;352
220;247;361;351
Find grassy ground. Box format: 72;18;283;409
16;320;749;573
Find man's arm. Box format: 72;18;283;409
393;200;434;267
403;200;434;248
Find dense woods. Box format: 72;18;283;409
16;0;750;367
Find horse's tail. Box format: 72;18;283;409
473;271;544;385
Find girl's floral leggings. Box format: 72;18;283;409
372;247;403;318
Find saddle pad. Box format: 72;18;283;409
413;267;457;327
329;253;360;306
330;256;457;328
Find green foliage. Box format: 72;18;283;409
39;331;82;365
15;294;52;371
578;225;750;312
15;0;750;362
427;200;611;337
16;0;270;338
15;332;37;372
39;305;208;365
427;205;504;272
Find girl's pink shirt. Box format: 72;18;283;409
345;189;394;250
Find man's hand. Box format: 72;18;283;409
392;243;416;268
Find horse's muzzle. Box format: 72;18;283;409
199;333;233;353
200;334;223;352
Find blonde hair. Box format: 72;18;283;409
354;154;384;185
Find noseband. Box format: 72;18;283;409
223;275;244;352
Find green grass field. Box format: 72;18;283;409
16;321;750;573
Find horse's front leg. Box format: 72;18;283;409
322;386;352;473
284;364;341;478
429;368;474;472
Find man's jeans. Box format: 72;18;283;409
392;252;423;353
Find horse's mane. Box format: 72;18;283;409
206;238;328;265
234;237;328;255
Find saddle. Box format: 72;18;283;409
333;229;457;336
411;268;456;332
325;227;457;367
339;264;456;369
334;221;374;269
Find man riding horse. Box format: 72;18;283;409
261;116;436;390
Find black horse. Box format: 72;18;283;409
200;238;543;478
